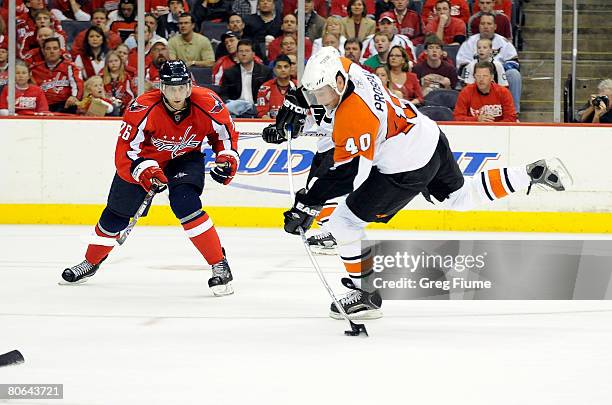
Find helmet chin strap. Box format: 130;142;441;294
161;93;188;113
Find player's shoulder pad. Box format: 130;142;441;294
125;90;161;116
190;85;228;116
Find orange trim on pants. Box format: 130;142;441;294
342;256;373;274
488;169;508;199
316;206;336;222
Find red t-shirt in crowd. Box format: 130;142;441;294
473;0;512;18
267;35;312;63
425;16;466;45
256;78;297;118
391;9;423;44
453;82;517;122
0;84;49;114
421;0;470;25
390;72;423;104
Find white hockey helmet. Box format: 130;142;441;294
301;46;348;107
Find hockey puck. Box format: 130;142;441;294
0;350;25;367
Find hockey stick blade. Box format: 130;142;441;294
345;321;369;337
0;350;25;367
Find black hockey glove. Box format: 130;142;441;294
274;87;309;139
262;124;287;144
283;188;322;235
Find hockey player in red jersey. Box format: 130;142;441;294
62;60;239;296
270;47;571;320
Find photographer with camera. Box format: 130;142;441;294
578;79;612;124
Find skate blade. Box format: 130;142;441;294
210;283;234;296
329;309;383;320
533;157;574;192
309;245;338;256
58;277;91;286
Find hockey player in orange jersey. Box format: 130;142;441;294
267;47;571;320
62;61;239;296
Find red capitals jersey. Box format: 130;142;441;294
115;86;239;184
16;12;67;58
256;78;297;118
0;84;49;114
424;16;466;45
421;0;470;25
392;9;423;44
30;57;84;105
453;82;517;122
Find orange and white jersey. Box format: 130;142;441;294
329;58;440;178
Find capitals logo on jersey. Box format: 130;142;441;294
209;94;225;114
151;125;201;158
128;101;147;113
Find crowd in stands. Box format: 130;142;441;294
0;0;604;123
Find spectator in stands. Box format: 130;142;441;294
231;0;258;19
243;0;283;61
114;43;133;73
421;0;469;25
156;0;183;38
303;0;326;42
453;61;516;122
109;0;137;41
456;13;521;112
363;31;390;71
213;31;239;85
413;35;458;96
312;16;346;55
425;0;466;46
468;0;512;39
343;37;363;66
284;0;327;18
376;0;394;20
256;54;296;118
267;14;312;62
276;34;298;60
18;8;67;59
101;50;135;114
22;27;57;66
341;0;376;42
71;8;121;57
76;75;115;115
321;32;341;53
74;26;108;79
0;44;7;89
168;12;214;67
145;37;170;89
30;37;83;113
387;44;423;104
0;60;49;115
361;12;415;62
0;15;7;50
390;0;423;44
192;0;231;27
578;79;612;124
90;0;120;12
146;0;189;17
220;39;273;117
17;0;66;53
374;64;403;98
472;0;512;19
125;13;163;49
126;23;154;69
331;0;375;18
214;13;245;58
461;37;508;87
51;0;91;21
287;53;298;79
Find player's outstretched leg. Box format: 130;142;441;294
61;209;127;285
330;277;382;320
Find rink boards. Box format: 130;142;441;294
0;117;611;233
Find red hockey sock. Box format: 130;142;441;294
85;224;117;264
182;212;224;265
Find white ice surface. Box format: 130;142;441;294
1;225;611;405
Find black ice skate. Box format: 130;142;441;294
330;278;382;320
60;258;105;285
306;231;337;255
208;257;234;296
526;158;573;194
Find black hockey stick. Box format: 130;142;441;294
286;128;368;337
117;180;164;245
0;350;25;367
